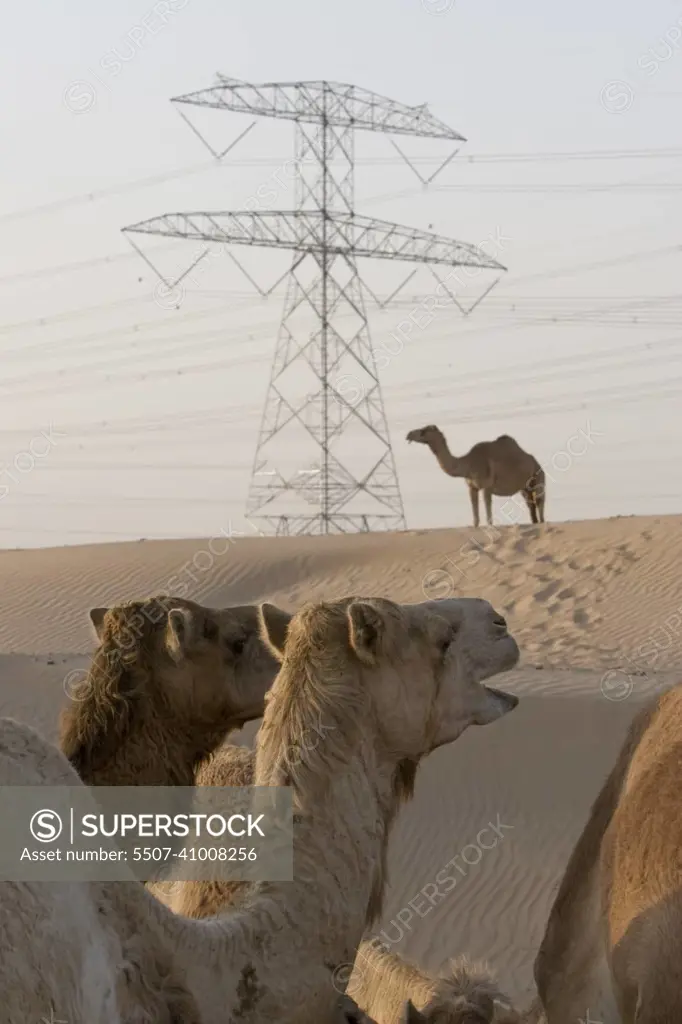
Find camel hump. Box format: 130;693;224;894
493;434;525;454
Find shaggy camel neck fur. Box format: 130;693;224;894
347;944;521;1024
406;425;545;527
533;683;682;1024
59;596;284;787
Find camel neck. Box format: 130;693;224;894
427;435;464;477
102;716;223;787
117;752;401;1021
110;727;410;1021
258;745;399;962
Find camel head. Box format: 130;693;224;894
401;987;520;1024
401;1000;491;1023
400;997;494;1023
406;424;443;446
419;956;523;1024
257;595;518;772
60;595;291;783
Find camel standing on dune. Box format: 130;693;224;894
59;595;286;788
532;682;682;1024
3;595;519;1023
406;425;545;528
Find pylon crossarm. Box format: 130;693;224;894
122;212;505;271
171;80;465;141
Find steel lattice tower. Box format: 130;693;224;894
123;79;505;535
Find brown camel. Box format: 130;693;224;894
532;682;682;1023
406;425;545;527
59;595;288;788
0;595;518;1023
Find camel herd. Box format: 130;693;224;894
0;590;680;1022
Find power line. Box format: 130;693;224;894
4;145;682;225
433;183;682;193
0;244;176;288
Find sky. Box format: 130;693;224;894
1;0;681;547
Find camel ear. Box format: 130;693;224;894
258;603;291;662
88;607;109;641
165;607;199;664
401;1001;426;1024
347;601;384;666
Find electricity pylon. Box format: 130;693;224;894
123;78;505;535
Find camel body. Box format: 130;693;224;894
406;426;545;527
533;683;682;1023
458;437;542;497
0;716;197;1023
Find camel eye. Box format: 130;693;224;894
441;631;455;653
203;619;219;641
230;636;246;656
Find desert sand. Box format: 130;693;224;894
1;513;681;1006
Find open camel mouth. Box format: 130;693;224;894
492;632;520;674
483;685;519;711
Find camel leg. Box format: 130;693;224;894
529;471;546;523
536;486;546;523
483;489;493;526
523;489;539;525
468;485;480;528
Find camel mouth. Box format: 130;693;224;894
492;632;520;671
483;685;519;712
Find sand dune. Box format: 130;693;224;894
1;513;680;1003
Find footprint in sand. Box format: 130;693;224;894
534;580;562;602
572;608;590;628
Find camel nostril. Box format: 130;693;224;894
493;615;507;630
